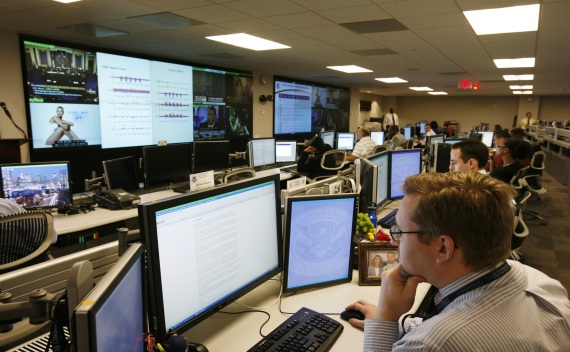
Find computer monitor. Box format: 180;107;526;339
370;131;385;145
403;126;413;140
103;156;140;192
444;139;463;145
143;143;193;189
193;140;230;173
468;132;483;141
320;131;335;149
419;122;427;134
72;243;145;352
282;193;357;292
0;161;73;210
368;151;390;206
275;140;297;163
389;149;422;200
478;131;494;148
139;174;282;337
336;132;355;150
358;158;377;213
249;138;276;168
426;134;445;145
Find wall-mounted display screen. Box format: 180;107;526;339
21;37;253;151
273;76;350;138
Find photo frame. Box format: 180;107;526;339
358;242;400;286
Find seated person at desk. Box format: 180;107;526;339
386;125;407;150
489;130;511;171
449;139;489;174
424;124;436;137
345;127;377;161
490;138;530;184
296;136;335;178
345;172;570;351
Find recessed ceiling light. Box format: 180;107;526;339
509;85;533;90
409;87;433;91
326;65;372;73
375;77;407;83
205;33;290;51
513;91;533;95
494;58;535;68
464;4;540;35
53;0;82;2
428;92;448;95
503;74;534;81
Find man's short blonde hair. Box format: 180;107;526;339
403;172;515;270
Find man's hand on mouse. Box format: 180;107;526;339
344;300;377;329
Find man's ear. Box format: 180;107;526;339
434;235;456;264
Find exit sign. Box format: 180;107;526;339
458;80;473;89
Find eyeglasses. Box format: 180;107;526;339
496;145;506;149
389;223;430;241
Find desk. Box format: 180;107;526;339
184;271;430;351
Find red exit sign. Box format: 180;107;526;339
458;80;473;89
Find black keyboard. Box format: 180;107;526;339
379;209;398;228
247;307;343;352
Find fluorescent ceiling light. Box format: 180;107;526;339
513;91;533;95
464;4;540;35
494;58;535;68
375;77;407;83
327;65;372;73
428;92;448;95
205;33;290;51
503;74;534;81
509;85;533;90
409;87;433;91
53;0;82;2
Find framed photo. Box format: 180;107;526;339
358;242;400;286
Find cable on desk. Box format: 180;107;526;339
218;310;271;338
234;273;284;311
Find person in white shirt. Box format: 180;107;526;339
519;111;537;130
424;124;436;136
345;127;377;161
449;139;489;174
383;108;399;130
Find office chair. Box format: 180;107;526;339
0;211;54;274
511;191;531;261
520;151;548;225
223;167;256;184
373;145;387;154
405;139;415;149
310;150;347;183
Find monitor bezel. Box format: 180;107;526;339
0;160;73;210
142;143;193;189
72;243;146;352
367;151;390;207
358;158;377;213
282;193;357;293
139;174;283;337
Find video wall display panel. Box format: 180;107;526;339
273;76;350;138
21;37;253;151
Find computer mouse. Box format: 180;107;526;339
340;309;365;321
187;342;209;352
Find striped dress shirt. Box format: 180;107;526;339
363;260;570;351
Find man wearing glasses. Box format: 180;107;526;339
490;138;530;184
345;172;570;351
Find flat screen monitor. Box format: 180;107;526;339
444;139;463;145
389;149;422;200
139;174;282;336
403;126;413;140
320;131;335;149
370;131;385;145
419;122;427;134
468;133;483;141
103;156;140;192
358;158;377;213
336;132;355;150
427;134;445;145
479;131;494;148
283;193;357;292
143;143;193;188
249;138;276;168
275;140;297;163
0;161;72;210
193;140;230;173
73;243;145;352
368;152;389;206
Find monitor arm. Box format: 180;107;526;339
84;175;106;192
229;151;246;160
0;287;57;333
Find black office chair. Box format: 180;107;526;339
373;145;387;154
0;211;54;274
511;191;531;261
405;139;414;149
